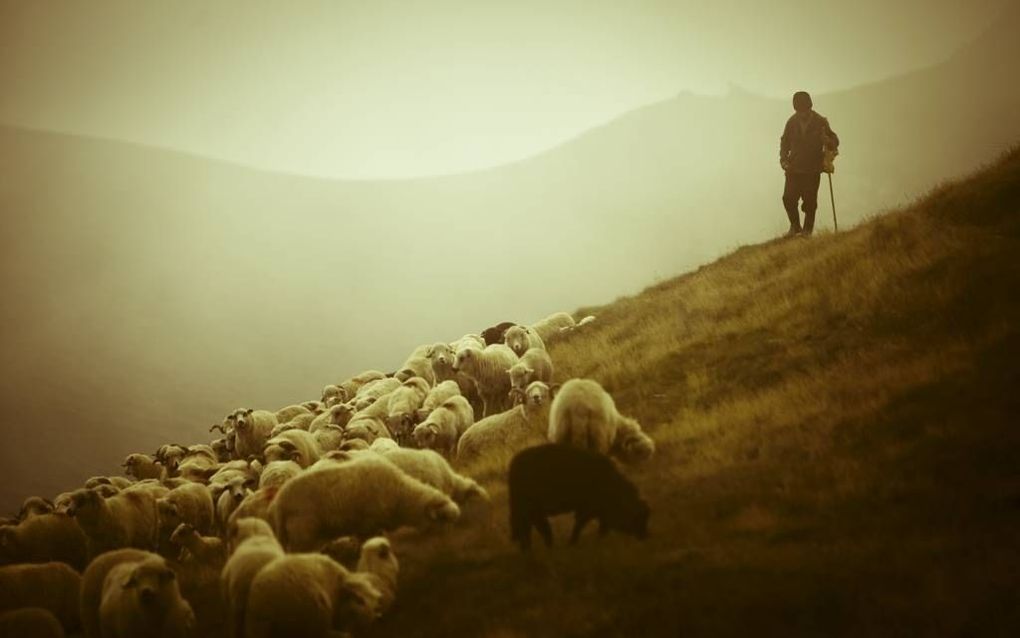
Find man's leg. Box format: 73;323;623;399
801;172;822;235
782;173;802;234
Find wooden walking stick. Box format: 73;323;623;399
827;173;837;232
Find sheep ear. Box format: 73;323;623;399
549;383;562;397
159;568;176;582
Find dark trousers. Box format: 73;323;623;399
783;172;821;233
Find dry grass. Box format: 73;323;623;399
350;146;1020;637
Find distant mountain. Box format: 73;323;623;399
1;10;1018;512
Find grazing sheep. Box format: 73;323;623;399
221;518;284;638
503;324;546;357
529;311;576;343
0;562;81;633
393;356;436;387
412;396;475;458
18;496;55;520
257;460;303;490
308;403;355;433
354;536;399;615
457;381;553;464
611;417;657;464
0;608;65;638
385;377;431;445
0;512;82;567
548;378;653;462
122;453;166;481
99;554;195;638
169;523;225;565
377;446;488;504
244;553;381;638
232;409;279;460
275;404;312;423
157;483;215;541
453;344;518;417
508;443;649;550
68;484;167;556
269;455;460;551
508;347;554;399
262;429;322;468
480;321;517;346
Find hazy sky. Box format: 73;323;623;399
0;0;1008;178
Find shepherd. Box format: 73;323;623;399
779;91;839;237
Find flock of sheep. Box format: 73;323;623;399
0;311;656;638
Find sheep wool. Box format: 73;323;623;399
0;512;88;572
548;378;654;463
412;395;475;458
503;324;546;357
453;344;518;417
244;553;382;638
0;562;81;633
68;483;168;556
378;446;488;504
269;455;460;551
221;518;284;638
98;554;195;638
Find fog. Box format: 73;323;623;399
1;1;1019;511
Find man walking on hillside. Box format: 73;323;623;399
779;91;839;237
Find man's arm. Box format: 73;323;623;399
779;120;792;169
823;118;839;150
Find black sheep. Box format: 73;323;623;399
480;321;518;346
508;443;649;550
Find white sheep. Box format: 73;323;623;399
548;378;654;463
0;513;89;571
98;553;195;638
156;482;215;541
610;415;657;464
275;403;312;423
244;553;381;637
508;347;554;399
257;460;303;490
354;376;401;402
385;377;431;445
457;381;553;464
308;403;355;433
503;324;546;357
18;496;55;520
341;370;388;399
354;536;399;615
393;355;436;387
174;446;219;483
453;344;518;417
377;446;488;504
153;444;189;476
529;311;576;343
416;379;462;421
232;409;279;460
320;384;346;407
221;517;284;638
312;424;346;452
121;453;165;481
169;523;225;565
210;477;257;533
0;562;81;633
262;429;322;468
0;608;65;638
343;415;392;445
67;483;168;556
425;343;479;406
411;395;475;458
269;455;460;551
80;549;152;638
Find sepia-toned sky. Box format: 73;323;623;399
0;0;1009;178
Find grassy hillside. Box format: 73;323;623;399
369;147;1020;637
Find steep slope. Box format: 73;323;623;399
372;147;1020;637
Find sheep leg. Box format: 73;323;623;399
533;515;554;547
569;512;593;545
